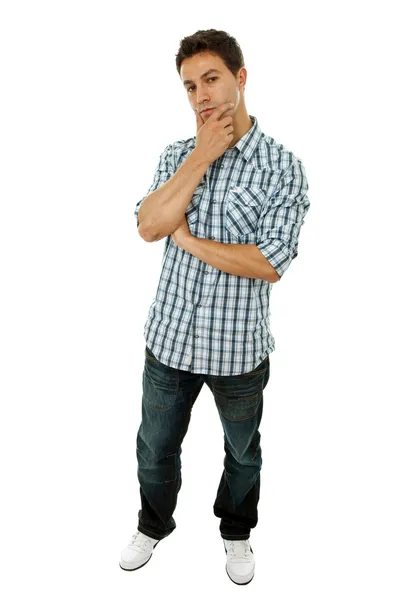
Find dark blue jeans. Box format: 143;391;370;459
136;344;270;541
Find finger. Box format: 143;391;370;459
195;110;204;131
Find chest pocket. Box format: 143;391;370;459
225;186;266;238
186;180;206;225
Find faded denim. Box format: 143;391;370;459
136;344;270;541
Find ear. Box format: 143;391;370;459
238;66;247;90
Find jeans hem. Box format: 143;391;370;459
137;524;166;541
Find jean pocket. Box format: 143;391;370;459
225;186;266;237
145;345;157;361
143;347;179;412
221;391;262;422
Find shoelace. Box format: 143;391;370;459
225;540;251;559
127;533;152;554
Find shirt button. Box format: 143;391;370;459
211;236;215;240
195;334;199;338
212;200;216;204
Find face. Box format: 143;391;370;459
180;51;245;122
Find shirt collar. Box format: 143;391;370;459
228;115;262;163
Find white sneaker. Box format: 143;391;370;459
119;531;160;571
223;539;255;585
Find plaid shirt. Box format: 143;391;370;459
134;115;310;376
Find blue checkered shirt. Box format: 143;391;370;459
134;115;310;375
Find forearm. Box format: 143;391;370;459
179;235;280;283
139;148;210;242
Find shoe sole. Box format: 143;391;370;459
224;543;254;585
119;540;160;571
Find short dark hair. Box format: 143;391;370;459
175;29;245;79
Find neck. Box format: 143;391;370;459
229;106;253;147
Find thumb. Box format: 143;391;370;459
195;110;204;132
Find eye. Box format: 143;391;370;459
187;77;218;93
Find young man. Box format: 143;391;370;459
120;29;310;585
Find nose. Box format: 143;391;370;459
196;83;210;106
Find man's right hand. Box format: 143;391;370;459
194;102;235;164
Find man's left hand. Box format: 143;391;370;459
171;213;192;247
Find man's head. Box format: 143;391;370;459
176;29;248;123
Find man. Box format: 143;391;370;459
120;29;310;585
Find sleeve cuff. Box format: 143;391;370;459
257;240;296;278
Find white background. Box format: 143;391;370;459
1;0;399;598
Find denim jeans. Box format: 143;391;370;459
136;344;270;541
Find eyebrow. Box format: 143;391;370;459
183;69;222;86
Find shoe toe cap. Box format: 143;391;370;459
226;564;254;584
227;556;255;583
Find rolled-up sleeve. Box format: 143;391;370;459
256;157;310;278
134;143;175;228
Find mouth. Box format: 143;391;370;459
202;108;214;114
